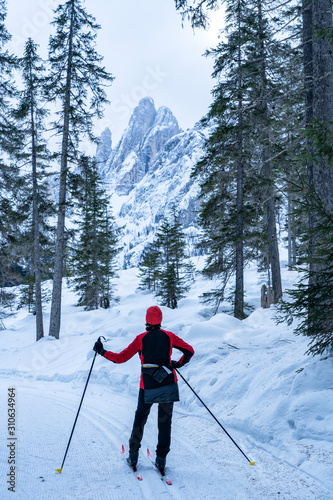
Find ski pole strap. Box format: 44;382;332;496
175;368;255;466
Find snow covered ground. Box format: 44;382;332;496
0;259;333;499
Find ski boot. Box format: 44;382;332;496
127;450;139;468
155;455;166;474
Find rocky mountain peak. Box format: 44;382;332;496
94;96;206;267
100;97;181;194
139;104;180;175
123;97;157;151
131;96;156;123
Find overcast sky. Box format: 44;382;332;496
6;0;224;147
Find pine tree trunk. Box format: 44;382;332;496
235;151;244;318
287;191;292;268
31;131;44;341
49;1;75;339
234;14;245;320
291;201;297;266
302;0;314;273
287;190;297;267
310;0;333;333
92;185;98;309
30;67;44;341
258;0;282;302
263;148;282;301
312;0;333;214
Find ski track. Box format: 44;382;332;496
0;378;332;500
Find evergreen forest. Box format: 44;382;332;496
1;0;333;357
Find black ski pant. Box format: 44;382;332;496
129;388;173;458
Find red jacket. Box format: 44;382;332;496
103;327;194;389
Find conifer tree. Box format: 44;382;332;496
138;244;161;292
0;0;21;301
277;191;333;355
308;0;333;336
278;0;333;354
46;0;114;337
0;0;18;156
71;156;119;310
192;0;289;316
153;212;194;309
14;38;55;341
177;0;333;351
255;0;284;301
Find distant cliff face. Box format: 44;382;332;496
96;97;205;266
118;128;204;225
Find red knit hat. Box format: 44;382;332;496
146;305;163;325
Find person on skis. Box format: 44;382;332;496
93;305;194;473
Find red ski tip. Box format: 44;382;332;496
121;444;125;454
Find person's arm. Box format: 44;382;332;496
171;334;194;368
94;336;142;364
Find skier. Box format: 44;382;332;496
93;305;194;473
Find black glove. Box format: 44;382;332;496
93;338;106;356
171;360;181;369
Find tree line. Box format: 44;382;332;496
174;0;333;355
0;0;118;341
1;0;333;356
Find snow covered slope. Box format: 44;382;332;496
0;260;332;499
96;97;206;266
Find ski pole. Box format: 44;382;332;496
175;368;255;466
55;336;106;473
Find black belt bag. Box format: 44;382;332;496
153;365;173;383
142;365;173;383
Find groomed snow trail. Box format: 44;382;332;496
0;377;330;500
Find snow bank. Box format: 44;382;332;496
0;263;332;498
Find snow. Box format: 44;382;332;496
0;262;333;499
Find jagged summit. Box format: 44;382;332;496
115;97;157;166
141;105;180;174
100;97;180;195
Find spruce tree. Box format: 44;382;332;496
255;0;284;301
278;0;333;354
252;2;305;280
138;244;161;292
71;156;119;310
14;38;55;341
154;212;194;309
282;6;305;267
175;2;308;303
193;0;282;316
46;0;114;337
0;0;21;301
176;0;333;352
277;192;333;355
0;0;18;156
308;0;333;336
